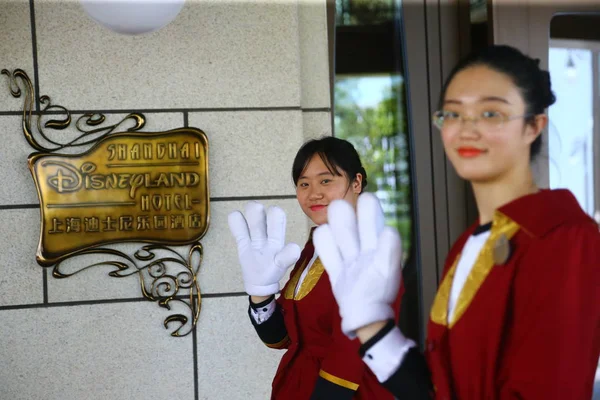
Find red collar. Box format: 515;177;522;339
496;189;590;238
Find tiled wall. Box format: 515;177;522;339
0;1;331;398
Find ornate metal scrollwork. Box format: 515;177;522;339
3;68;205;337
2;68;146;153
54;243;202;337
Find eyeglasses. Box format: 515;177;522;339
432;110;533;131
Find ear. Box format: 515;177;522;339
524;114;548;146
352;173;363;194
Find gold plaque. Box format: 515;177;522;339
5;68;206;336
29;128;209;266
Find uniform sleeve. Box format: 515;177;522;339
309;310;364;400
310;281;408;399
497;223;600;399
359;320;433;399
248;295;290;350
249;297;276;324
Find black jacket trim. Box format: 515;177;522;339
248;300;288;348
382;347;434;399
249;295;276;310
310;376;357;400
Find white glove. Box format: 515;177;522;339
228;202;301;297
313;193;403;338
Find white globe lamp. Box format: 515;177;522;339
80;0;186;35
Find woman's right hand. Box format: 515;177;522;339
228;202;301;297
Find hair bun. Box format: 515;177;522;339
538;70;556;108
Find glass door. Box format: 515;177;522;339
330;0;474;345
549;13;600;399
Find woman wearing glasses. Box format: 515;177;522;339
313;45;600;399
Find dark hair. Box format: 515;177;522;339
438;45;556;159
292;136;367;193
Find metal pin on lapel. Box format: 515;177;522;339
493;233;511;265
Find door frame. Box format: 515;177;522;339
398;0;474;345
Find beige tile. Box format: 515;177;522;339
189;110;304;197
0;113;183;205
299;0;332;108
303;111;332;140
35;0;301;110
0;115;39;205
196;295;283;399
0;209;150;305
0;1;35;112
0;302;194;400
0;209;43;306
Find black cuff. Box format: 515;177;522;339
359;319;396;357
249;295;275;310
382;347;433;400
248;301;288;347
310;376;356;400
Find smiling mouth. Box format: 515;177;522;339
457;147;485;158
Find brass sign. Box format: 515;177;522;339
30;129;209;266
3;68;206;337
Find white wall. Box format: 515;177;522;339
0;1;331;398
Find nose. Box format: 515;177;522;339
457;117;481;139
308;186;323;200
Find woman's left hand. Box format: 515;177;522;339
313;193;403;338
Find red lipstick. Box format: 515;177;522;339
457;147;484;158
310;205;326;212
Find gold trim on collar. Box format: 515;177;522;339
430;211;520;328
283;258;306;299
283;257;325;300
319;369;359;391
430;254;460;326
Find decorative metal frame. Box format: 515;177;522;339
2;68;205;337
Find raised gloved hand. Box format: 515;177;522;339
313;193;403;338
228;202;301;297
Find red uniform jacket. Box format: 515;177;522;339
251;230;404;399
424;189;600;399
